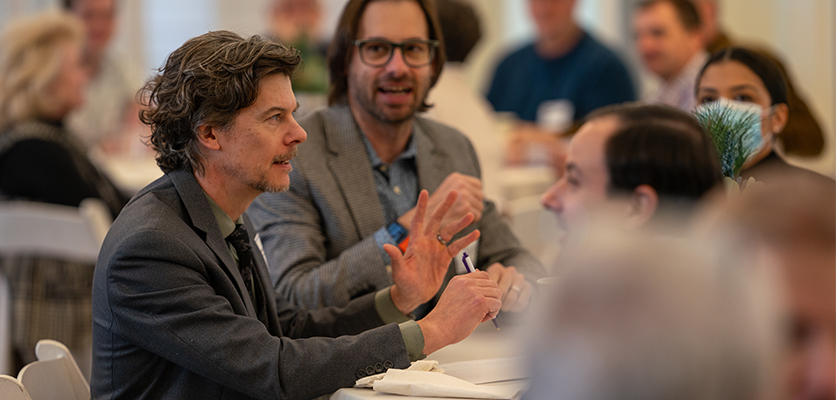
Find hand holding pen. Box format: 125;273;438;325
462;252;500;330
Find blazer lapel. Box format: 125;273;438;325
414;119;452;194
244;214;282;335
168;170;258;316
323;106;387;238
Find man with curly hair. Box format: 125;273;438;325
91;30;501;400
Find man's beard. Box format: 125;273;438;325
350;75;426;125
223;148;296;194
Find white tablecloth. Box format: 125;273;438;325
331;322;527;400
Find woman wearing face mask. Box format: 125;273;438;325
694;46;823;181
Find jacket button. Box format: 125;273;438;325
365;366;376;375
374;362;384;373
356;369;365;379
383;360;394;369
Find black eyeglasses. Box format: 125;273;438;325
353;39;439;68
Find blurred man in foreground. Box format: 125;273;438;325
525;232;785;400
701;170;835;400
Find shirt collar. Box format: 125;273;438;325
360;132;417;168
202;190;243;238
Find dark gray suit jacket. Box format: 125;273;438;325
91;169;410;400
249;105;544;310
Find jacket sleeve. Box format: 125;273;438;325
98;227;410;400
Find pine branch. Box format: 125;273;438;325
693;103;762;179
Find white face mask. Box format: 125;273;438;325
694;98;768;178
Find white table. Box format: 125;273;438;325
331;322;527;400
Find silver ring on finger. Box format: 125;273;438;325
436;234;448;246
510;284;522;295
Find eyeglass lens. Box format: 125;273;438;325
359;41;435;67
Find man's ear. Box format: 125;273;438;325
625;184;658;230
197;125;221;151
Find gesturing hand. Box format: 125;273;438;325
386;190;481;314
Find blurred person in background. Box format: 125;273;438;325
267;0;329;101
0;10;127;374
425;0;505;208
699;170;835;400
524;232;785;400
487;0;635;169
694;47;828;182
633;0;708;112
540;104;720;247
64;0;145;155
691;0;824;157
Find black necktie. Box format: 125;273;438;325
226;223;255;303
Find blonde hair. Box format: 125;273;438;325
0;10;84;129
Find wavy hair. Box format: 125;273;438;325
0;11;84;130
139;31;301;173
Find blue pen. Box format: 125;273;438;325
462;252;500;330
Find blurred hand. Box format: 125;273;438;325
386;190;480;314
397;173;483;229
417;272;502;355
486;263;532;312
506;123;568;176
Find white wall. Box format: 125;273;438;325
720;0;835;175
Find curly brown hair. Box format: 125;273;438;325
139;30;301;174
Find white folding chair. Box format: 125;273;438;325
17;340;89;400
0;374;32;400
0;199;112;376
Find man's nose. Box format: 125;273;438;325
384;48;410;75
286;117;307;145
541;182;562;212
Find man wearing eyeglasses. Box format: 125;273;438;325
249;0;545;317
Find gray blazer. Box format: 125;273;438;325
91;169;410;400
249;105;544;310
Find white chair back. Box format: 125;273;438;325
0;374;32;400
0;199;111;263
17;340;89;400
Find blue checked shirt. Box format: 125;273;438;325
361;134;419;263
